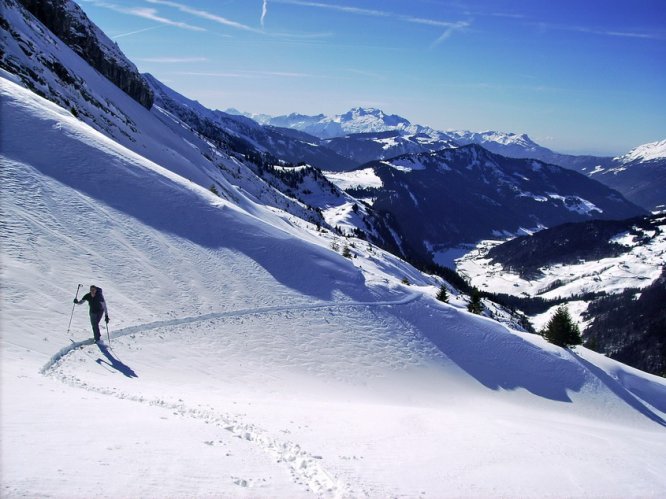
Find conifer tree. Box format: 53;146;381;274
542;305;582;348
436;284;449;303
467;289;483;314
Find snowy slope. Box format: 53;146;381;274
0;0;321;223
456;215;666;333
3;76;666;498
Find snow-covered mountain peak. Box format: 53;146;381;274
448;130;543;152
582;138;666;211
339;107;412;128
252;107;432;138
615;139;666;164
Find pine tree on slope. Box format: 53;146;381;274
542;305;582;348
436;284;449;303
467;289;483;315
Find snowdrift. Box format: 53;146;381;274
2;76;666;497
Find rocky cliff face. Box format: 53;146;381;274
17;0;152;109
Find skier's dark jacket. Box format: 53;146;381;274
81;288;107;314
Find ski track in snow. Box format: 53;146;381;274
41;293;420;374
41;294;421;498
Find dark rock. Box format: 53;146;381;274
17;0;153;109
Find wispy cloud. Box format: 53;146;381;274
488;12;527;20
175;70;319;78
269;0;469;44
274;0;466;28
136;57;209;63
82;0;206;31
146;0;262;33
533;22;666;41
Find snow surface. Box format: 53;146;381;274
3;76;666;498
323;168;383;191
386;157;429;172
615;139;666;164
546;193;602;215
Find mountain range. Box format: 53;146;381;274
238;107;665;212
328;145;645;264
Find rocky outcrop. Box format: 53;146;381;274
17;0;153;109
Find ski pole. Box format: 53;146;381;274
106;321;111;346
67;284;82;336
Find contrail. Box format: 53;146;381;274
261;0;268;28
111;25;163;39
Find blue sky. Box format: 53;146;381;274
79;0;665;155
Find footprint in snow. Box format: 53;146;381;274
232;477;251;487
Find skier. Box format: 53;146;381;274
74;285;109;342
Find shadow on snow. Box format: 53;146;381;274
95;343;138;378
6;112;368;303
401;303;666;426
571;353;666;427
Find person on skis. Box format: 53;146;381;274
74;285;109;342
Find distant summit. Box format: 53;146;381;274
253;107;431;139
447;130;545;156
338;107;412;131
584;139;666;211
615;139;666;164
